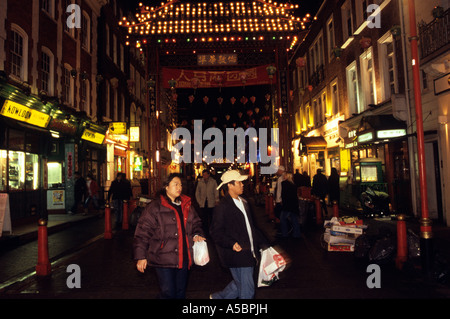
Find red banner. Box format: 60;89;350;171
161;64;277;89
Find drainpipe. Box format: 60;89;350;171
407;0;434;276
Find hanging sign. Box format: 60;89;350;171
81;128;105;144
109;122;127;135
0;100;51;128
129;126;140;142
161;64;277;89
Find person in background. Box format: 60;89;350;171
68;171;86;215
328;168;340;207
108;173;126;229
84;173;100;215
280;173;301;239
195;169;219;236
134;173;205;299
312;169;328;217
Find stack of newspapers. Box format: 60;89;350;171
323;217;367;252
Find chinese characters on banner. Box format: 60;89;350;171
162;64;277;89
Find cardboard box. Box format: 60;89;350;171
324;229;358;244
331;224;364;235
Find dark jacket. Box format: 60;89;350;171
281;180;299;214
312;173;328;199
210;195;269;268
108;179;132;201
133;194;203;269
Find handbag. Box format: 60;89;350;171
193;240;210;266
257;247;287;287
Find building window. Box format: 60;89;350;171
321;91;327;119
360;47;377;108
42;0;55;18
346;61;361;114
63;66;74;106
326;16;335;61
342;0;353;42
331;79;339;116
81;12;91;52
40;49;54;95
378;34;398;100
80;79;90;114
113;89;118;121
113;34;117;65
105;25;110;57
10;27;28;81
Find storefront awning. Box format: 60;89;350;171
299;135;327;155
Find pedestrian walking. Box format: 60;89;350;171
280;173;301;238
83;173;100;214
108;173;127;229
68;171;86;215
133;173;205;299
274;165;286;220
210;170;269;299
195;169;219;236
328;167;340;206
312;169;328;217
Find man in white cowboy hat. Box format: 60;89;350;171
210;170;269;299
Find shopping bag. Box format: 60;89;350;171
193;240;210;266
257;247;287;287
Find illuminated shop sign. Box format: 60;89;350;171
0;100;51;128
81;128;105;144
357;132;374;143
376;129;406;139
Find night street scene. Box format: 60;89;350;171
1;0;450;316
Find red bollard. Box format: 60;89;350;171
36;219;51;276
315;197;323;225
396;214;408;270
122;200;129;230
104;202;112;239
333;201;339;218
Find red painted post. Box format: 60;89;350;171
104;202;112;239
315;197;323;225
396;214;408;270
122;200;129;230
333;201;339;218
36;219;51;276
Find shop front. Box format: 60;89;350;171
340;115;412;215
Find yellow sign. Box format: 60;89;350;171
109;122;127;135
0;100;51;128
129;126;140;142
81;128;105;144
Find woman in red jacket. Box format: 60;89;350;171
83;173;100;214
133;173;205;299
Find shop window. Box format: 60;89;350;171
47;162;63;186
7;151;39;191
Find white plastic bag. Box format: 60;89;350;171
258;247;286;287
193;240;210;266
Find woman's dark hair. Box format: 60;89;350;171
159;173;183;202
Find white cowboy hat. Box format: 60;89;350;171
216;170;248;190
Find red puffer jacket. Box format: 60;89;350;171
133;194;203;269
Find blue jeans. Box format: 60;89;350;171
112;199;123;225
155;264;189;299
211;267;255;299
280;210;301;238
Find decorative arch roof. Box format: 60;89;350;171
120;0;312;50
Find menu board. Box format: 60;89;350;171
0;193;12;236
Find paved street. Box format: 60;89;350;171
2;200;450;303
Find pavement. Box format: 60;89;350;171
1;198;450;307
